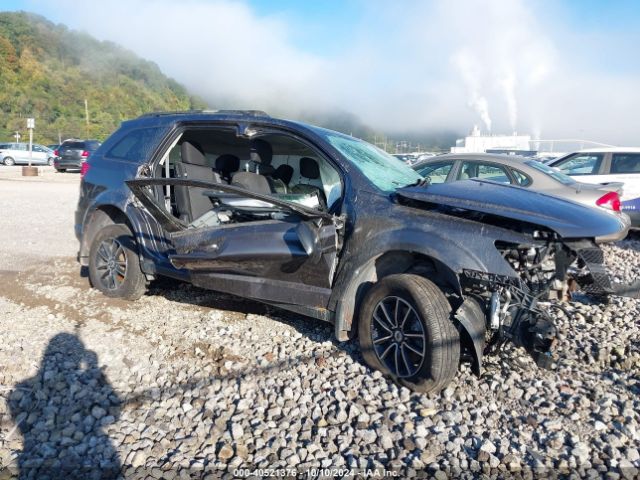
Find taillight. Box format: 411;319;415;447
81;150;90;158
596;191;621;212
80;162;90;178
54;149;59;156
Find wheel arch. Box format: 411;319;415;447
333;249;462;341
79;205;134;265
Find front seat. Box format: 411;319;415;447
230;139;274;194
459;164;472;180
291;157;326;206
214;154;240;183
231;171;272;194
174;141;220;222
250;138;275;176
271;164;294;193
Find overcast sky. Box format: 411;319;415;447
5;0;640;145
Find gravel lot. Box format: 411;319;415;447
0;168;638;479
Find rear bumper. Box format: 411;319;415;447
594;212;631;243
55;159;83;169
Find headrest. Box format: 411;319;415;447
215;154;240;175
300;157;320;180
273;164;294;185
250;139;273;166
181;141;206;166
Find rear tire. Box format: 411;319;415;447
358;274;460;393
3;157;14;166
88;224;146;300
47;157;54;166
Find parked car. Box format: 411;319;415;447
391;153;415;164
412;153;630;221
416;152;437;162
0;143;56;166
47;143;60;157
54;139;101;172
75;111;630;392
548;148;640;227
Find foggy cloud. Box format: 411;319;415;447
33;0;640;145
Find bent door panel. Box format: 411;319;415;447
171;220;337;306
127;178;338;307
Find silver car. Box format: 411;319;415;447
412;153;630;218
0;143;56;166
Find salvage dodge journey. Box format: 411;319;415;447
75;111;630;392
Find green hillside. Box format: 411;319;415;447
0;11;205;144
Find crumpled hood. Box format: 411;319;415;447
397;179;629;240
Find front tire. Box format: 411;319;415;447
56;168;66;173
358;274;460;393
88;224;146;300
3;157;14;166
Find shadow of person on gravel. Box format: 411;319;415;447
8;333;122;479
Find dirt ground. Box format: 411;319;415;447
0;166;79;272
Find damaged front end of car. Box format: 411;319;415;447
397;179;633;374
459;235;616;372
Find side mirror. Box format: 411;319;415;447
296;221;322;263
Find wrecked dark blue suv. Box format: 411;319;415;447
75;110;629;392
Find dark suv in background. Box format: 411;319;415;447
74;110;631;392
54;139;101;172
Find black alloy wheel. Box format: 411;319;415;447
371;296;426;378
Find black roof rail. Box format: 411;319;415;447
139;109;270;118
215;109;270;117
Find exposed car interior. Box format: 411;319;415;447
153;128;342;228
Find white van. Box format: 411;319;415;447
549;147;640;228
0;143;56;166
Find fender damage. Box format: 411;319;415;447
396;179;632;374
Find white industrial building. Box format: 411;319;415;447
451;125;532;153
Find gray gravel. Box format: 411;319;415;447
603;235;640;286
0;170;638;478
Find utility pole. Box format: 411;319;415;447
84;98;89;138
14;131;20;143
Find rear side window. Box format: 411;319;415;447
106;128;163;162
511;168;531;186
610;153;640;174
554;153;603;175
415;162;453;184
459;161;511;184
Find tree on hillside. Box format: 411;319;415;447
0;11;205;144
